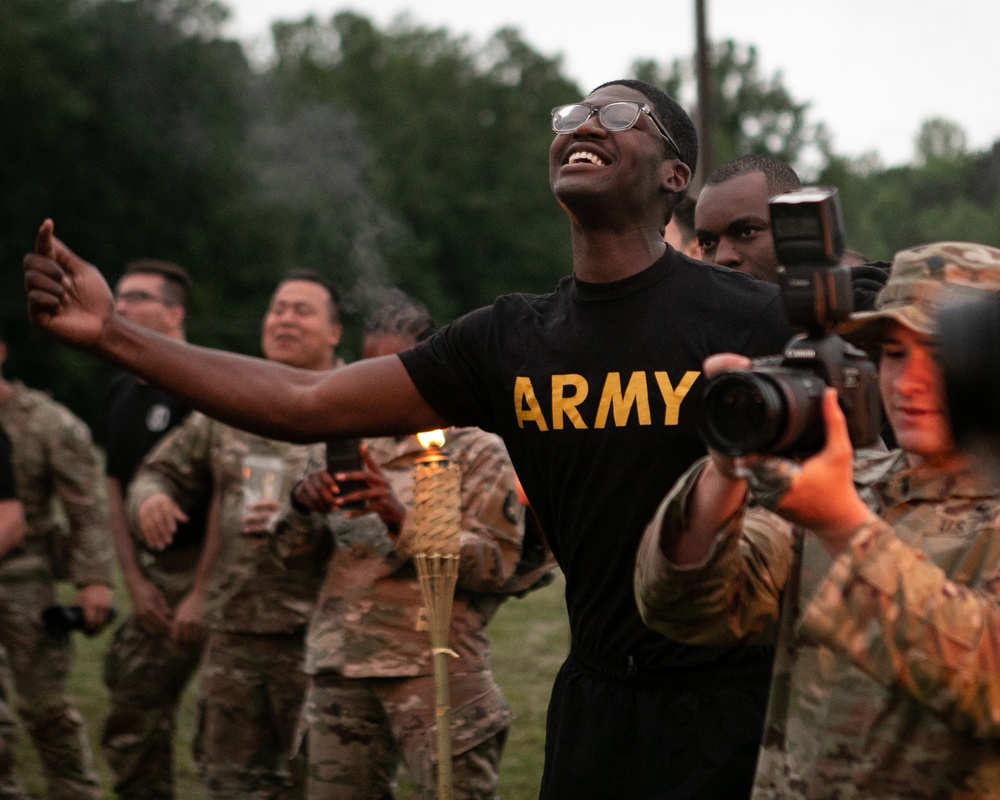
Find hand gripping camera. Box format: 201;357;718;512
698;187;881;457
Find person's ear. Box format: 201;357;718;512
660;160;692;195
165;304;185;332
327;323;343;349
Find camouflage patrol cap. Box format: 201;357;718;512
840;241;1000;339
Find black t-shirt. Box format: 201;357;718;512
0;428;17;501
105;372;192;485
104;373;208;550
400;250;795;674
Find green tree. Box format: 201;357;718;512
0;0;402;425
270;13;581;321
633;40;830;177
914;117;968;164
0;0;257;424
820;138;1000;261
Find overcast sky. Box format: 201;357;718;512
223;0;1000;168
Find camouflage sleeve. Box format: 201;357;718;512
268;451;334;560
635;457;795;646
270;507;334;561
452;432;524;593
801;516;1000;739
126;412;215;527
44;403;114;586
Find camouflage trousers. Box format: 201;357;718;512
196;631;309;800
301;671;510;800
101;610;203;800
0;579;102;800
0;690;26;800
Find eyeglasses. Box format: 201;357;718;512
115;290;169;305
551;101;681;157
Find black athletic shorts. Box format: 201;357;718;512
538;652;771;800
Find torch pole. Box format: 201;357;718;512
407;438;461;800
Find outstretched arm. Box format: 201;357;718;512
24;221;448;441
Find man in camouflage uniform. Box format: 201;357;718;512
0;428;25;561
0;332;115;800
287;294;552;799
128;271;341;800
0;427;25;800
635;242;1000;798
100;259;209;800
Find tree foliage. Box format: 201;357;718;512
820;142;1000;261
1;0;405;424
914;117;968;164
629;39;998;261
633;40;831;175
2;0;999;430
270;13;580;320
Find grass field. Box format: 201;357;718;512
12;572;570;799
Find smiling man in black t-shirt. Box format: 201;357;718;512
26;78;793;798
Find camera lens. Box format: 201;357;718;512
700;369;827;457
700;373;785;456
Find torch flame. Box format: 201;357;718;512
416;429;446;449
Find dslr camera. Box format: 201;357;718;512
699;187;881;457
42;605;117;638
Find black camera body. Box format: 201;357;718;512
699;187;881;457
42;605;117;637
325;438;366;511
700;334;880;457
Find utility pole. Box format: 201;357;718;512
694;0;713;189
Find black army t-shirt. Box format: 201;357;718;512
105;373;192;486
104;373;209;550
400;249;794;673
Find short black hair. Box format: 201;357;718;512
592;79;698;177
363;289;435;344
705;154;801;197
122;259;191;311
278;269;342;326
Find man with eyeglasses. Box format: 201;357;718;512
100;259;210;800
126;270;340;800
25;78;794;798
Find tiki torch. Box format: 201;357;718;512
408;429;461;799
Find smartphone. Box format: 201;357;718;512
325;438;367;511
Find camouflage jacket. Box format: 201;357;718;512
635;449;1000;799
128;411;326;634
0;381;113;587
300;427;526;678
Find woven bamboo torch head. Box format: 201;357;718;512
411;430;461;557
